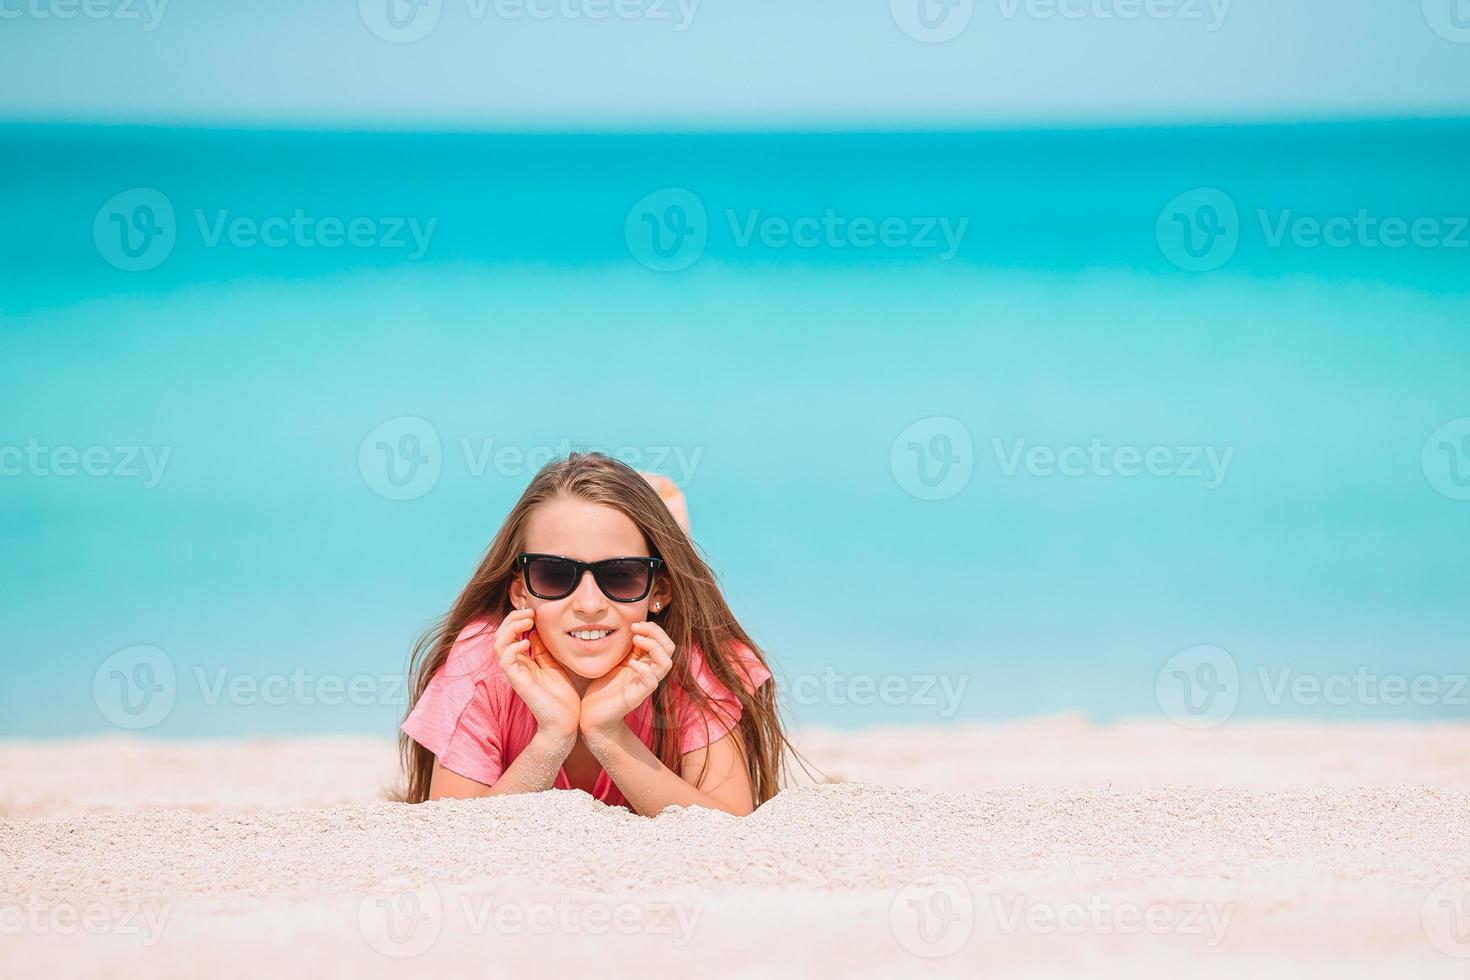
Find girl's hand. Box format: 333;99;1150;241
495;608;581;742
579;621;675;736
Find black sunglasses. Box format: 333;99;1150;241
516;552;664;603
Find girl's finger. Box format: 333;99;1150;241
632;652;673;690
497;610;532;645
630;634;662;661
498;637;530;666
632;633;674;672
640;620;674;645
648;632;677;664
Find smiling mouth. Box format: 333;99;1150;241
566;628;616;647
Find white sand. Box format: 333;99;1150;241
4;719;1469;977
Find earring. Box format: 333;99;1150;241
653;602;661;612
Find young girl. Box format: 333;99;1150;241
397;452;794;816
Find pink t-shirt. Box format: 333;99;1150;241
402;617;772;810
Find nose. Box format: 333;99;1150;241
569;565;608;615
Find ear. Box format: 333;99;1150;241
508;577;527;609
650;575;672;614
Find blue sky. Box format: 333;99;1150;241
1;0;1467;128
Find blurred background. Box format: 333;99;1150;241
1;0;1467;738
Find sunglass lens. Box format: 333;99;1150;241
596;560;651;601
527;557;577;598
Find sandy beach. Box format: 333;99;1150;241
5;719;1469;977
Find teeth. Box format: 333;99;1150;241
571;630;612;641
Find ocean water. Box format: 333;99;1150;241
1;120;1467;737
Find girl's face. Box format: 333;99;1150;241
509;496;672;682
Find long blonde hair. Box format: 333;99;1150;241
397;451;802;805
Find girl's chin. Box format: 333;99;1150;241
550;643;631;680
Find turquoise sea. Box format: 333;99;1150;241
2;119;1467;736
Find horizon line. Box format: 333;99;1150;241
3;110;1468;139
